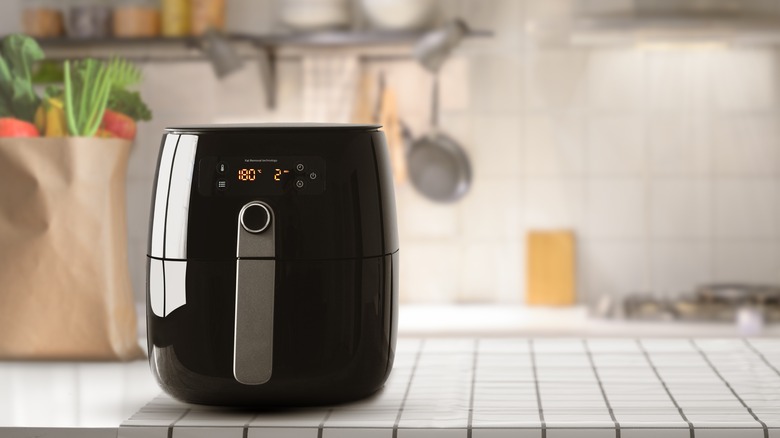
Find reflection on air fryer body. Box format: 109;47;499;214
146;125;399;406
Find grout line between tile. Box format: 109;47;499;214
242;412;260;438
744;339;780;378
583;340;621;438
317;409;333;438
641;62;653;293
467;339;479;438
529;339;546;438
636;339;694;438
690;339;769;438
392;339;425;438
168;408;190;438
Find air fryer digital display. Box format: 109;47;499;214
199;156;326;196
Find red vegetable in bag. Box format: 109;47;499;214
100;109;136;140
0;117;39;137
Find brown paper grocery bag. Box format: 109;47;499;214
0;137;144;360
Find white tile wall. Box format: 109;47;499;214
586;115;645;176
645;51;711;111
713;179;778;239
524;179;583;234
467;51;524;113
581;240;648;298
710;50;777;112
650;241;712;293
397;186;460;239
468;114;522;178
647;114;711;176
712;114;780;176
459;179;523;241
439;57;471;112
649;179;711;239
585;179;646;239
714;241;780;284
139;63;217;121
459;241;523;302
524;112;585;176
524;49;588;110
213;63;268;118
524;0;577;47
587;50;645;111
400;242;462;303
89;0;780;304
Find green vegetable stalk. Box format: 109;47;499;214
63;58;142;137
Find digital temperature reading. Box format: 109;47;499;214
237;168;261;181
237;167;292;183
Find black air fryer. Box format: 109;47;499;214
146;124;399;406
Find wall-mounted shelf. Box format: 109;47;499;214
34;30;492;59
33;29;492;108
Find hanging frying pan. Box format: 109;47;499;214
407;77;471;203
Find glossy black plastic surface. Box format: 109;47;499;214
147;125;399;406
147;253;398;406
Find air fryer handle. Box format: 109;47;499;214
234;201;276;385
234;259;274;385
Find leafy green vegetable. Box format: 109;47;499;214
44;85;62;100
107;88;152;121
32;60;64;84
105;59;151;122
0;34;44;122
110;58;143;89
63;58;143;137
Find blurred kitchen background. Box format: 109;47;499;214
5;0;780;335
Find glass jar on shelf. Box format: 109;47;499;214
22;0;65;38
113;0;161;38
190;0;226;35
65;0;112;39
161;0;190;37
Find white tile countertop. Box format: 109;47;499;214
2;338;780;438
0;359;159;438
398;305;780;338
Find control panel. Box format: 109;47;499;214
198;156;326;196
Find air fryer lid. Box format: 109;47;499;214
148;124;398;262
166;123;381;133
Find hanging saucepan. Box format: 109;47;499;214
407;77;471;202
